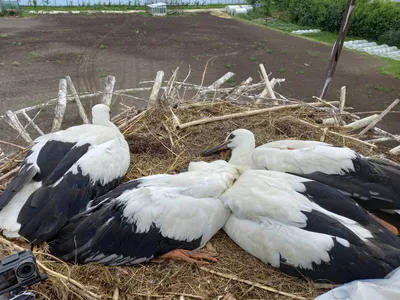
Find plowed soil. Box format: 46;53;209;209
0;12;399;149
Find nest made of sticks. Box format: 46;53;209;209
1;100;397;300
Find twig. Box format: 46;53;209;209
199;266;307;300
5;110;33;144
339;86;346;114
389;145;400;155
51;79;68;132
21;111;44;136
342;114;379;131
233;77;253;97
256;64;276;104
207;72;235;90
358;99;400;136
191;56;217;101
102;75;116;107
113;287;119;300
0;166;19;182
66;76;90;124
176;101;339;130
164;292;203;299
111;106;137;122
148;71;164;108
289;117;377;149
270;78;285;89
0;140;26;150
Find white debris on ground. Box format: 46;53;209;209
225;5;253;16
344;40;400;61
291;29;321;35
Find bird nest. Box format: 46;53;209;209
0;100;398;300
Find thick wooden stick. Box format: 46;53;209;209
176;101;339;130
339;86;346;114
342;114;379;131
207;72;235;89
389;145;400;155
21;111;44;136
5;111;33;144
255;64;276;104
358;99;399;136
51;79;68;132
234;77;253;96
199;266;307;300
101;75;116;107
66;76;90;124
148;71;164;108
270;78;285;89
291;117;377;149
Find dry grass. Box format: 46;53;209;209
0;100;395;300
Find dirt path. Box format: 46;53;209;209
0;12;399;150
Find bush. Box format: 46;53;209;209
288;0;400;45
379;30;400;48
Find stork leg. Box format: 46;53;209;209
154;249;217;264
371;214;399;235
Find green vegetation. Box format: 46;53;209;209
378;58;400;79
238;0;400;79
288;0;400;47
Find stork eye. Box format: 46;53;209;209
228;133;235;139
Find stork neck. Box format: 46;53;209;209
229;143;255;168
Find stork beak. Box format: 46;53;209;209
201;141;229;157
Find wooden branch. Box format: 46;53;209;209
176;101;339;130
291;117;377;149
101;75;116;107
21;111;44;136
270;78;285;89
51;79;68;132
199;266;307;300
66;76;90;124
255;64;276;104
358;99;400;136
148;71;164;108
366;136;400;143
207;72;235;89
339;86;346;114
0;140;25;150
234;77;253;96
342;114;379;131
5;110;33;144
0;166;19;182
389;145;400;155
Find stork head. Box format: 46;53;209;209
201;129;256;157
92;104;112;125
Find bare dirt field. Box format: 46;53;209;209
0;12;399;149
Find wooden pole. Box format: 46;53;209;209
177;101;339;130
5;110;33;144
358;99;400;136
21;111;44;136
207;72;235;89
148;71;164;108
66;76;90;124
101;75;116;107
51;79;68;132
319;0;356;98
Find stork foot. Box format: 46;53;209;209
371;214;399;235
154;249;217;264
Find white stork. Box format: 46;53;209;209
47;160;240;265
201;129;400;219
0;104;130;241
220;169;400;284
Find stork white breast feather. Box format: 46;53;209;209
252;146;358;175
119;186;231;244
223;215;348;270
